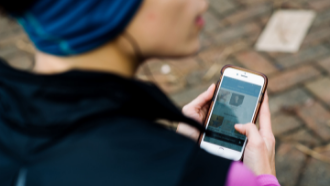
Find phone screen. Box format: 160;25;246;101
203;76;262;152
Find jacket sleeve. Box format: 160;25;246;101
226;161;280;186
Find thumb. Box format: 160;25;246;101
235;123;260;140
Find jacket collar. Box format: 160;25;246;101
0;59;204;137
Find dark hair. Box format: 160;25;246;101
0;0;38;16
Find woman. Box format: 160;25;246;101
0;0;279;185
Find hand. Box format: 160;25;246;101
176;84;215;140
176;85;276;176
235;93;276;176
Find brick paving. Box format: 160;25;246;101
1;0;330;185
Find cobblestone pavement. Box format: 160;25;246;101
1;0;330;185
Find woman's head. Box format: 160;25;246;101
1;0;208;59
127;0;208;58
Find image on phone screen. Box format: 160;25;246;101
203;76;262;152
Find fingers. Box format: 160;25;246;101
178;84;216;142
236;123;273;176
188;84;215;109
259;91;273;135
235;123;261;141
177;123;200;141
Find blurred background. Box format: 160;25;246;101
1;0;330;185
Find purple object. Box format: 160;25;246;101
226;162;280;186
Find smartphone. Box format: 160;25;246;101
198;65;268;161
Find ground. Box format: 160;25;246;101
1;0;330;185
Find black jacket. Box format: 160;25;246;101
0;59;231;186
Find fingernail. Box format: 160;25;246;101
208;84;214;90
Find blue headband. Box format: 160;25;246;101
15;0;143;56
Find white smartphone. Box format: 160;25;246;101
199;65;268;161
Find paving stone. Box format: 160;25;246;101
136;67;184;93
152;73;186;95
200;32;213;50
265;51;288;59
317;57;330;74
167;58;201;75
311;10;330;28
209;0;237;15
235;50;278;75
243;32;261;46
239;0;308;7
258;15;271;27
278;0;311;4
144;59;166;74
222;3;272;25
296;102;330;141
280;128;321;146
280;1;308;9
135;64;149;79
268;65;320;93
308;0;330;11
269;88;311;114
138;59;194;94
276;45;329;68
302;26;330;48
276;143;307;186
198;46;225;66
299;153;330;186
236;0;266;5
145;58;199;77
212;22;261;45
271;114;302;136
185;69;210;87
305;77;330;107
203;11;224;34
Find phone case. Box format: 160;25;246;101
197;65;268;147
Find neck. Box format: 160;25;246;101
33;39;139;78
